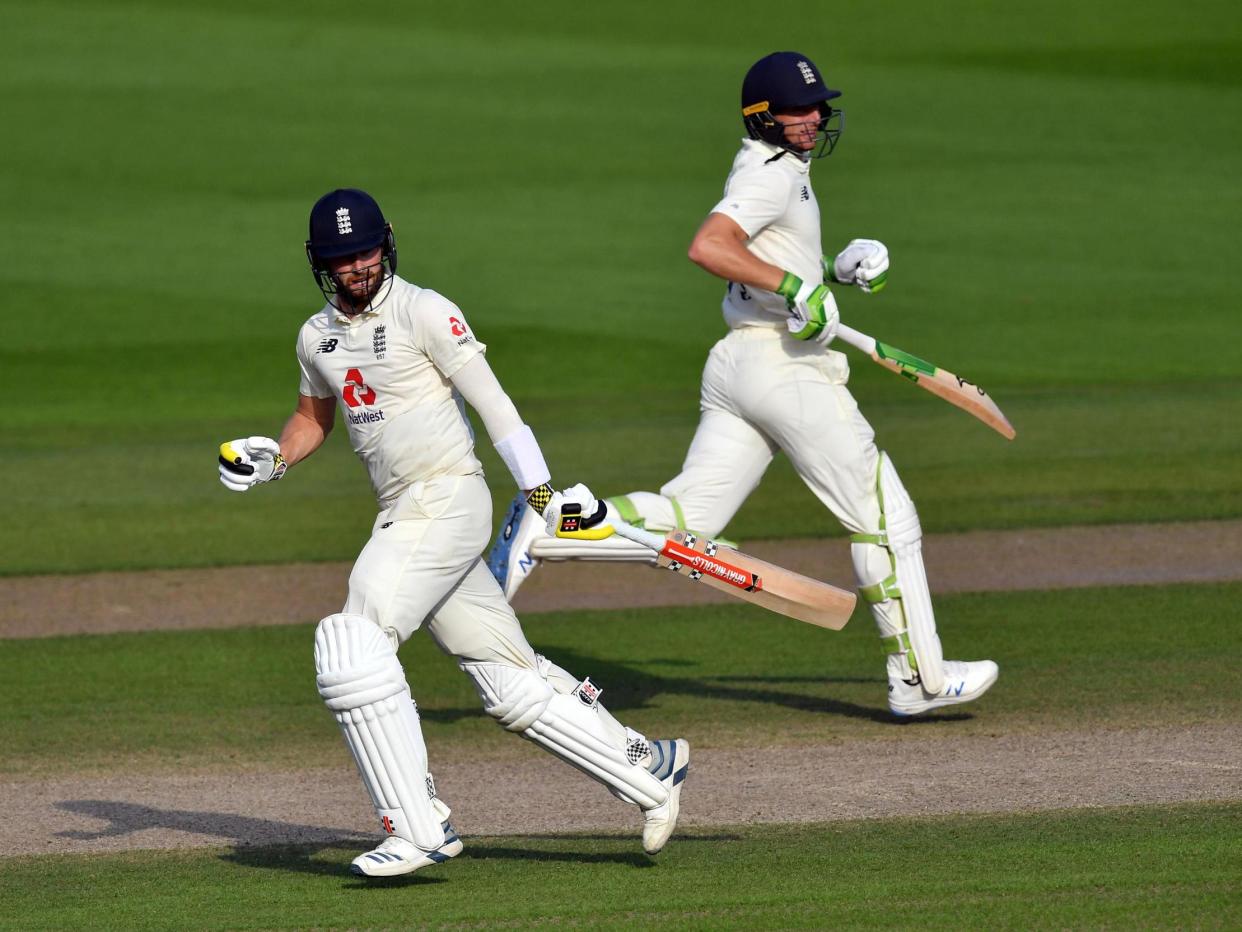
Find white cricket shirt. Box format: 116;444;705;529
711;138;824;329
295;275;486;504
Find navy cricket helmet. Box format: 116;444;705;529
741;52;844;158
305;188;398;308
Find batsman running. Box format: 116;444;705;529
218;189;689;878
489;52;998;717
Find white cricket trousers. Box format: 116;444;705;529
346;471;539;665
654;327;883;538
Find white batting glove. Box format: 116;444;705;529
776;272;840;347
218;436;287;492
545;483;612;539
830;239;889;293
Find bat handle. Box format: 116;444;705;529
834;323;875;355
610;520;667;553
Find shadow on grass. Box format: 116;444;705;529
55;799;366;847
50;800;735;880
516;648;942;725
417;652;971;725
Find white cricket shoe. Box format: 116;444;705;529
888;660;999;716
349;821;463;877
639;738;690;854
486;493;545;600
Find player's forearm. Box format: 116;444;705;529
277;409;330;467
692;243;784;292
450;356;551;493
688;219;785;293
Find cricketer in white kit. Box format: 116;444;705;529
218;188;689;878
489;52;998;718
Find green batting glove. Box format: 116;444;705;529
777;272;840;345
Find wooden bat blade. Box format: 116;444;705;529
870;341;1016;440
656;530;856;630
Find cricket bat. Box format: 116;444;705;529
835;323;1016;440
610;522;856;630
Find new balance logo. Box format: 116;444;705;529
336;207;352;234
316;338;338;354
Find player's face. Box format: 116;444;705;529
773;105;823;152
328;246;385;307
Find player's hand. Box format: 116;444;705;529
545;483;613;540
219;436;287;492
777;272;840;346
829;239;889;293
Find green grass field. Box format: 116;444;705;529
3;0;1241;573
3;0;1240;927
3;584;1240;926
4;805;1238;930
3;582;1237;776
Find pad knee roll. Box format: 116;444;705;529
315;613;444;849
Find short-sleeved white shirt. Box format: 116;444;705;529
295;275;486;505
710;138;824;329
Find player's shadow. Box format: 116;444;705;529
414;654;969;725
51;800;696;879
54;799;386;881
520;648;964;725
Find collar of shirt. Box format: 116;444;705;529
741;138;812;174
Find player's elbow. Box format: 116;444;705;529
687;234;714;271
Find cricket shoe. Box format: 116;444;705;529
888;660;999;717
349;821;463;877
639;738;690;854
486;492;545;600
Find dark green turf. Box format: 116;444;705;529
2;804;1237;930
2;0;1241;573
3;582;1237;776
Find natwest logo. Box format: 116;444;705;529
342;368;377;408
449;316;466;337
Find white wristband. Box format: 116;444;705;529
494;424;551;491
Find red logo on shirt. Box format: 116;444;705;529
449;316;466;337
342;368;377;408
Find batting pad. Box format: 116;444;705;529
315;613;445;850
461;660;669;811
878;455;946;694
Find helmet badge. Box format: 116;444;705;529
796;60;816;84
336;208;352;235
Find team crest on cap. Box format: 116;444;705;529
797;60;816;84
336;207;352;235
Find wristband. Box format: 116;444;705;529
526;483;554;516
495;424;551;491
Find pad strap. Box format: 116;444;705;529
858;573;901;604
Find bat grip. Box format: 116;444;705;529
610;520;667;553
834;323;875;355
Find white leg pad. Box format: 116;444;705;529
315;613;445;850
461;660;669;811
878;455;946;694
